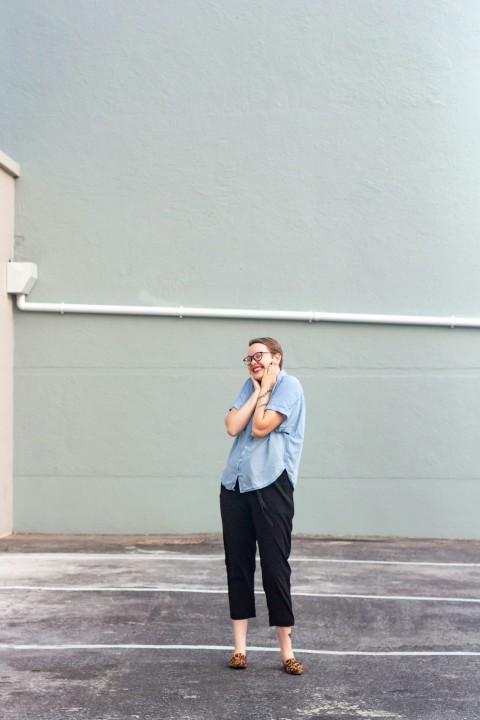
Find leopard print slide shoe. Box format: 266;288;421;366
228;652;247;669
283;657;304;675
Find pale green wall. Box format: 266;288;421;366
2;1;480;537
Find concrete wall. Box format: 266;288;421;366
2;1;480;537
0;152;19;537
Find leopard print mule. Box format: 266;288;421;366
228;652;247;669
283;657;304;675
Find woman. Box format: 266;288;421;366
220;337;306;674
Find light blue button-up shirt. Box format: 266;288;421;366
221;369;305;493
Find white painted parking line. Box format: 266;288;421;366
1;643;480;657
293;558;480;568
0;585;228;593
292;592;480;603
1;585;480;603
2;553;480;568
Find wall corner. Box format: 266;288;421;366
0;150;20;537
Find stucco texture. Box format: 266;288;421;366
1;0;480;536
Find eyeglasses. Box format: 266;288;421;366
243;351;273;366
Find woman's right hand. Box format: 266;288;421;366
249;369;261;392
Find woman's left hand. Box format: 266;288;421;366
261;361;280;391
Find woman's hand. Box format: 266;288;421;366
249;368;261;392
260;361;280;392
252;361;285;437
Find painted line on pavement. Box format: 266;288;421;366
1;585;480;603
1;553;480;568
1;643;479;657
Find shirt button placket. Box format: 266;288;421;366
237;442;249;483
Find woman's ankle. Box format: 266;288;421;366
232;618;248;656
275;626;294;662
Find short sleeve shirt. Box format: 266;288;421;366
221;369;305;492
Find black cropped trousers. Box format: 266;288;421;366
220;470;295;627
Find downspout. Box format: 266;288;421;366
8;263;480;328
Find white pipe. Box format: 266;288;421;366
14;294;480;328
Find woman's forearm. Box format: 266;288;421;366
225;390;261;436
251;388;276;436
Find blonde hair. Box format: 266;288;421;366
249;337;283;369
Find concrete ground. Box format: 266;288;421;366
1;533;480;720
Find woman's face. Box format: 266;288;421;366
246;342;280;381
